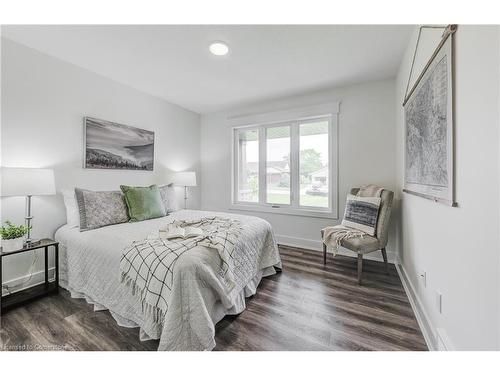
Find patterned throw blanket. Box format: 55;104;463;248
120;217;242;323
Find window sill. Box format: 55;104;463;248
229;203;338;219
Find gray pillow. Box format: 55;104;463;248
341;194;381;236
75;188;129;231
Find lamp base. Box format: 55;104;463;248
184;186;188;209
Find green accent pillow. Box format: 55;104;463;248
120;185;166;222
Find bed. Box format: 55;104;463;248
54;209;282;351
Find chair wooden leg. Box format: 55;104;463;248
381;248;389;274
357;254;363;285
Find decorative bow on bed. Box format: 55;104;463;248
120;216;242;323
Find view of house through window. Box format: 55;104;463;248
236;128;259;202
234;116;332;212
299;120;329;208
266;126;291;205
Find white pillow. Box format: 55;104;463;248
159;184;179;213
62;189;80;228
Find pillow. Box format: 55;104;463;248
158;184;178;213
120;185;166;222
62;189;80;228
341;194;381;236
75;188;129;231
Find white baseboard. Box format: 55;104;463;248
1;267;56;297
275;234;322;251
275;234;397;264
436;328;455;351
395;258;439;351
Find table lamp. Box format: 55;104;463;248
1;168;56;244
172;171;197;209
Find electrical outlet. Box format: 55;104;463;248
436;291;442;314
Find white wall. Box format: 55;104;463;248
1;38;201;292
395;26;500;350
200;78;398;261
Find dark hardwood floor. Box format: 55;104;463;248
0;246;427;351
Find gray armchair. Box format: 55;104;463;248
322;187;394;284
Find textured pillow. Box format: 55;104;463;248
120;185;166;222
158;184;177;213
75;188;129;231
341;194;381;236
62;189;80;228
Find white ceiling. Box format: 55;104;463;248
2;25;414;114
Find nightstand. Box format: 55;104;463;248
0;238;59;315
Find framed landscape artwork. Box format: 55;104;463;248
84;117;154;171
403;26;456;206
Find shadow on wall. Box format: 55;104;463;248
391;195;402;263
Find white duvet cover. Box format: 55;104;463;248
55;209;282;351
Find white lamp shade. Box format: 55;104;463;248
172;171;197;187
1;168;56;197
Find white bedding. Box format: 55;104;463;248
55;209;282;351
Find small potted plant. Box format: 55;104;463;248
0;220;30;252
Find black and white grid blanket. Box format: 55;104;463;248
120;217;242;323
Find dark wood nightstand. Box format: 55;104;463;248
0;238;59;315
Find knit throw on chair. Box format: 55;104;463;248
322;225;365;256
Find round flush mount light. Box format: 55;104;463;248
209;41;229;56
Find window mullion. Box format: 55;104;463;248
290;122;300;208
232;129;238;204
258;127;266;205
328;118;333;210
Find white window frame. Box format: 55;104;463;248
229;102;339;219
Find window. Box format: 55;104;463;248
266;126;291;205
232;108;338;218
235;128;259;202
299;120;329;208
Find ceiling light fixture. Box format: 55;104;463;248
209;42;229;56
